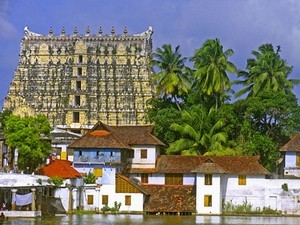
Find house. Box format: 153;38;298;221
279;132;300;177
37;159;83;213
0;173;50;217
64;122;300;215
67;121;164;212
126;155;269;215
50;128;82;161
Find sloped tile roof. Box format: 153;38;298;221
156;155;269;175
156;155;204;173
280;132;300;152
38;160;82;179
142;185;196;213
68;127;131;149
68;121;165;149
116;173;149;195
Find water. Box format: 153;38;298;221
3;214;300;225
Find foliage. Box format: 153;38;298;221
48;177;64;187
222;199;280;215
235;43;300;98
166;106;233;155
282;183;288;192
84;172;97;184
152;44;191;110
3;114;51;172
146;99;182;146
191;38;236;109
101;202;122;213
239;133;279;171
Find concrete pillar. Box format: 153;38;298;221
31;188;36;211
37;189;42;211
73;188;78;210
68;187;73;213
11;189;17;211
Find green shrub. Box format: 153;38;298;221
84;172;97;184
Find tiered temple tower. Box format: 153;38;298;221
4;26;155;133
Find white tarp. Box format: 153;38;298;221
12;193;32;206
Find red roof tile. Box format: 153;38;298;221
280;132;300;152
38;160;82;179
68;121;165;149
155;155;269;175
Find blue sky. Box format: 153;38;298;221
1;0;300;107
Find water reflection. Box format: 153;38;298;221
4;214;300;225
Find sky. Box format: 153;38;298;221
1;0;300;108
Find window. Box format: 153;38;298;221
238;175;246;185
78;67;82;76
76;81;81;90
73;112;80;123
205;174;212;185
297;152;300;167
78;55;83;63
141;149;147;159
87;195;94;205
141;174;148;184
165;174;183;185
102;195;108;205
74;96;81;106
79;151;82;156
204;195;212;207
127;150;134;158
94;168;103;177
125;195;131;205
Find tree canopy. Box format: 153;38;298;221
3;114;52;172
148;40;300;172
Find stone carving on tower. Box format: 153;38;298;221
4;26;155;133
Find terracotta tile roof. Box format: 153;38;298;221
95;121;165;146
68;121;165;149
124;168;156;174
116;173;149;195
68;128;131;150
156;155;269;175
156;155;204;173
280;132;300;152
38;160;82;179
142;185;196;213
192;158;226;174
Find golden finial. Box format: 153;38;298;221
98;27;103;36
49;26;53;36
73;27;78;35
111;26;115;36
123;26;128;36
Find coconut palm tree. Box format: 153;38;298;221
235;44;300;98
190;39;236;109
152;44;191;110
166;106;229;155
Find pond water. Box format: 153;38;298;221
3;214;300;225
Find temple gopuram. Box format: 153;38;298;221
4;26;155;133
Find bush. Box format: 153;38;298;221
84;172;97;184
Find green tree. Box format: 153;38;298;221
235;44;300;98
152;44;191;110
4;114;52;172
240;133;279;172
191;39;236;109
167;106;231;155
237;91;300;146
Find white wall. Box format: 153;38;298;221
285;152;296;168
196;174;221;214
82;184;144;212
130;145;157;168
221;175;266;209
